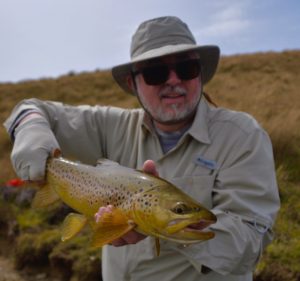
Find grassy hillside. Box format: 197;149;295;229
1;50;300;280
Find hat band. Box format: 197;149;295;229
131;44;199;62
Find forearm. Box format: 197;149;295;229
4;98;105;164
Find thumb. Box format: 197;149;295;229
142;160;159;177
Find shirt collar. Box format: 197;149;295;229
188;99;211;144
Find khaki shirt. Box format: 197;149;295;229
4;98;280;281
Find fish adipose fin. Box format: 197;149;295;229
32;183;60;208
61;213;88;241
91;207;134;248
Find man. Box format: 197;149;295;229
4;16;280;281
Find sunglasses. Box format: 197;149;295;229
132;59;201;86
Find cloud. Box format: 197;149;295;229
194;1;252;41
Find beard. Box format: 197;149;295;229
138;85;201;125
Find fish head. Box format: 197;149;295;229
132;183;217;244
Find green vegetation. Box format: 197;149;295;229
13;225;101;280
0;50;300;280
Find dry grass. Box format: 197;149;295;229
206;51;300;162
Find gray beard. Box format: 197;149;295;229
138;86;201;125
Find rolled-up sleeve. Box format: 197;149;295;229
4;98;144;166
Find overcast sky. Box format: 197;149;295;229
1;0;299;83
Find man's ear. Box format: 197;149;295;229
126;75;136;91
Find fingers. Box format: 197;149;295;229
94;205;113;223
52;148;62;158
143;160;159;177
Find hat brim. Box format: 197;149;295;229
112;44;220;95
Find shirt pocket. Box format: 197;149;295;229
170;175;215;209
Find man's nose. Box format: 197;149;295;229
166;69;181;85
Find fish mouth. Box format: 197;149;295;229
167;218;216;234
184;220;215;232
164;218;216;242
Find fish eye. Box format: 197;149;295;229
171;203;191;214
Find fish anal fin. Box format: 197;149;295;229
61;213;87;241
32;184;60;208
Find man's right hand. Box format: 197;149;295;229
11;114;60;181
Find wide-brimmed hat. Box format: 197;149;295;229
112;16;220;95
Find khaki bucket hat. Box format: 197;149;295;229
112;16;220;95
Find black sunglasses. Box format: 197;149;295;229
132;59;201;86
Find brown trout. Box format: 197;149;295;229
33;157;217;250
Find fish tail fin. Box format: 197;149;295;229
32;183;60;208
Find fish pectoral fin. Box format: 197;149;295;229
95;206;129;226
32;184;60;208
91;207;135;248
91;223;135;248
61;213;88;241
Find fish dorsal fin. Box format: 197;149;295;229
61;213;88;241
96;158;120;167
32;183;61;208
91;207;135;248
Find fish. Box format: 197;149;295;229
32;156;217;252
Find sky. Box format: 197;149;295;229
0;0;299;83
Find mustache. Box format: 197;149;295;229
159;86;187;98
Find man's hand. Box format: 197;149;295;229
106;160;158;247
11;114;60;181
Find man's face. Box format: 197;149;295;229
132;52;202;130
